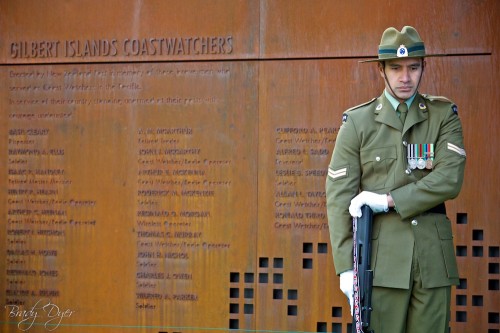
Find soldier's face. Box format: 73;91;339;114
379;58;425;102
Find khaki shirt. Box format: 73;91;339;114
326;92;466;289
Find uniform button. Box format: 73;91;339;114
405;169;411;175
403;141;408;146
411;220;418;226
375;156;381;162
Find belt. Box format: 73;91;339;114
389;203;446;215
426;203;447;215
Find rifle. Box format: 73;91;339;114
352;205;374;333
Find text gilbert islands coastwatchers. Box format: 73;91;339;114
9;36;234;59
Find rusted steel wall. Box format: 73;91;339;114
1;1;498;332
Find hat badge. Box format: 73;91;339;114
397;45;408;57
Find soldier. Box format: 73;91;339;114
325;26;466;333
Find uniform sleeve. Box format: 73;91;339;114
391;106;466;219
325;114;362;275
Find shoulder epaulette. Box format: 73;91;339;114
421;94;458;115
421;94;454;104
345;97;377;112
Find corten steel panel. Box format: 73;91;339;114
253;55;500;332
260;0;497;58
1;1;499;333
0;61;259;332
0;0;259;64
256;60;345;332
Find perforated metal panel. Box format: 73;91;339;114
1;1;498;332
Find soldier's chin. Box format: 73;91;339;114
397;90;414;99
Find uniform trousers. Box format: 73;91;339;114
368;243;452;333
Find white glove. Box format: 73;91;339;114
349;191;388;217
339;270;354;316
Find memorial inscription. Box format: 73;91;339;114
3;61;256;329
135;123;234;309
273;126;337;231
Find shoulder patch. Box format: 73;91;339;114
452;105;458;115
342;113;348;123
345;97;377;112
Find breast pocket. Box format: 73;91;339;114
360;145;397;190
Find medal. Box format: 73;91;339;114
408;143;434;170
417;144;425;169
426;159;433;169
409;159;417;169
417;158;426;169
407;144;417;169
425;143;434;169
412;144;418;169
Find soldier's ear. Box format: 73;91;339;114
377;61;385;78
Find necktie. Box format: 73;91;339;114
398;103;408;125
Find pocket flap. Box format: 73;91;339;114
435;219;454;240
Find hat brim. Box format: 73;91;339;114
359;53;448;63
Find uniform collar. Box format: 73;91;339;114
374;92;428;134
384;89;417;111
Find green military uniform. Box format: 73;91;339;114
326;90;465;330
325;26;467;332
327;90;466;283
326;91;466;331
